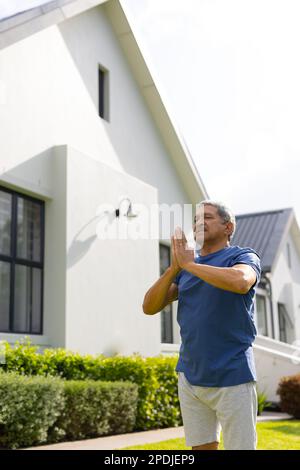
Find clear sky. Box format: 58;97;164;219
122;0;300;220
2;1;300;221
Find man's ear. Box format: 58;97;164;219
225;221;234;238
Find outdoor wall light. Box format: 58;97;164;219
115;197;138;219
96;197;138;221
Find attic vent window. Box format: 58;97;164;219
98;65;109;121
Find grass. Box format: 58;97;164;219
119;420;300;450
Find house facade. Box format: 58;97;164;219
231;209;300;401
0;0;207;356
232;208;300;346
1;0;299;403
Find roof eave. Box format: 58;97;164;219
0;0;109;50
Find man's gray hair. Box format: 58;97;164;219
199;199;236;241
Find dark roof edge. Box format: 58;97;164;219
235;207;294;219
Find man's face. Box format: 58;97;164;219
193;205;231;244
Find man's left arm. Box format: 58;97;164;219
181;262;257;295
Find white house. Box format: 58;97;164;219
233;208;300;344
0;0;208;357
232;208;300;401
0;0;299;403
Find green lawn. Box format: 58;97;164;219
120;420;300;450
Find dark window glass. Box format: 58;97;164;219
0;190;12;256
13;266;42;333
17;197;42;262
278;303;287;343
98;66;109;120
256;294;268;336
0;186;44;334
159;244;173;344
0;261;10;331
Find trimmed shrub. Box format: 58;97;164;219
277;373;300;418
0;371;65;449
145;356;182;428
2;341;181;430
0;370;138;448
51;379;138;441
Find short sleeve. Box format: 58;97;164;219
230;247;261;288
173;271;182;285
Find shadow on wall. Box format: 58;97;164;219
67;215;100;269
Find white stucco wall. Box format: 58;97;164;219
65;146;162;356
0;4;189;207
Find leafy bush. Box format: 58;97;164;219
2;341;181;430
0;370;138;448
51;379;138;441
277;373;300;418
0;371;65;449
145;356;182;428
257;388;271;415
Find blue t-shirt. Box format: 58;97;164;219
173;245;261;387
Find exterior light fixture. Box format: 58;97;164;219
115;197;138;219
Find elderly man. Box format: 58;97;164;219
142;200;261;450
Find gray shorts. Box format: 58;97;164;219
178;371;257;450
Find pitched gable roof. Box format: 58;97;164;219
232;208;295;273
0;1;107;43
0;0;208;204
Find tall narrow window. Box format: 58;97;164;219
159;244;173;344
278;304;287;343
255;294;268;336
98;65;109;120
278;303;295;344
0;186;44;334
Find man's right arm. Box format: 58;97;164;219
142;267;179;315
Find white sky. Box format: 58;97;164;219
1;1;300;221
123;0;300;220
0;0;51;21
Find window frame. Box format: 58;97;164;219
159;243;174;344
98;64;109;121
0;185;45;335
255;293;268;336
277;302;293;344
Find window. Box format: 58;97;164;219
255;294;268;336
0;186;44;334
159;244;173;343
98;65;109;120
278;303;288;343
278;304;287;343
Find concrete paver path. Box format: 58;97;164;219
26;411;292;450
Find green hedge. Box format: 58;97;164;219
51;379;138;441
2;341;182;430
0;370;138;449
0;371;65;449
